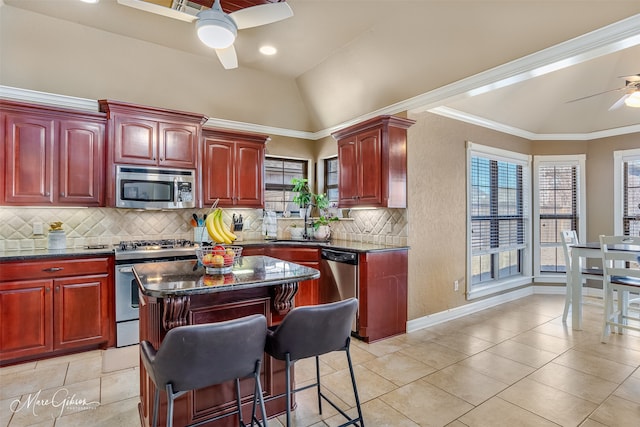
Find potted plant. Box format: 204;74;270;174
312;193;338;240
291;178;312;218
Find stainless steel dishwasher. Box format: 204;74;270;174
321;248;358;333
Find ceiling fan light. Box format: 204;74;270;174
196;16;237;49
624;91;640;108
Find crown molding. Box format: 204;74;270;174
430;107;640;141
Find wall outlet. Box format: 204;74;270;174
454;280;459;292
33;222;44;235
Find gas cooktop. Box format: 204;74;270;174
115;239;198;261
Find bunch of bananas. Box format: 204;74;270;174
205;209;237;244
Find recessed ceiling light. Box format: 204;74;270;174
80;0;100;3
259;45;277;56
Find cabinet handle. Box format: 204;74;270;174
55;286;59;292
45;287;51;293
45;192;50;196
60;192;65;197
43;267;64;272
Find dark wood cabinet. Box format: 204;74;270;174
0;256;114;365
267;247;320;308
1;101;105;206
100;100;205;169
332;115;415;208
54;274;110;350
0;280;53;361
357;249;408;342
202;128;267;208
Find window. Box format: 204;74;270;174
533;156;585;277
467;142;531;298
264;157;308;214
614;148;640;236
324;157;339;203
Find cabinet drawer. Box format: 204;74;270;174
0;257;111;282
268;247;320;262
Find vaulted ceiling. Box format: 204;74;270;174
3;0;640;138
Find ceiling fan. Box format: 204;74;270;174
567;74;640;110
117;0;293;70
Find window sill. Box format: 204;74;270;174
467;276;532;300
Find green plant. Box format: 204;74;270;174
313;192;338;230
291;178;312;208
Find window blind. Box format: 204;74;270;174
538;164;578;272
264;157;307;213
470;155;527;283
623;159;640;237
324;157;339;202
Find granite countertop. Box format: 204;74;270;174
0;239;407;262
238;238;409;253
0;246;115;262
133;255;321;298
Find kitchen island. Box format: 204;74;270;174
133;255;320;427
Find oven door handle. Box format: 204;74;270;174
119;266;134;273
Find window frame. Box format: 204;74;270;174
614;148;640;236
323;156;339;203
263;155;311;215
466;141;532;300
532;155;586;282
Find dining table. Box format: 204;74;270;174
570;241;640;330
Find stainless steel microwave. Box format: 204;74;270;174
115;165;196;209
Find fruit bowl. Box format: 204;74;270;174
196;245;243;274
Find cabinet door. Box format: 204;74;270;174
294;261;320;307
54;274;109;350
113;114;157;165
202;137;234;206
235;141;264;207
357;128;383;206
4;113;55;204
337;138;359;207
159;122;198;168
58;119;104;205
0;280;53;361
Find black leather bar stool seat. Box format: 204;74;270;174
265;298;364;427
140;314;268;427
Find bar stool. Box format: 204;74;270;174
265;298;364;427
140;314;268;427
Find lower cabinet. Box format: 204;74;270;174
259;247;320;308
357;249;408;343
0;256;113;364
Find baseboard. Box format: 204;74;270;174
406;284;605;333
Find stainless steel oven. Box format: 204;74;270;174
114;239;197;347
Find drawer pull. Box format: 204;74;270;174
43;267;64;272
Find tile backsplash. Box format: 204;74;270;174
0;207;407;251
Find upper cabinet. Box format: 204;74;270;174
1;100;106;206
332;115;415;208
99;100;207;170
202;128;267;208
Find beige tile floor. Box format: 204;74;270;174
1;294;639;427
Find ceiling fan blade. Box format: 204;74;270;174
230;2;293;30
608;93;630;111
216;45;238;69
117;0;197;22
566;86;627;104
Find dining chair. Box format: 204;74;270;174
560;230;604;323
599;235;640;343
140;314;268;427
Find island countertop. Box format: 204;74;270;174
133;255;320;298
